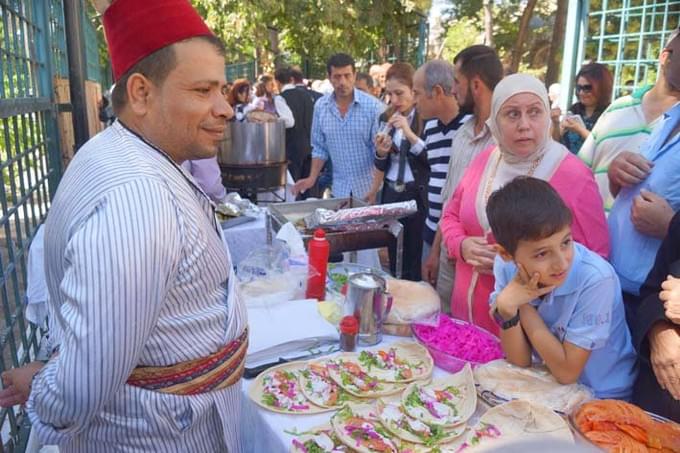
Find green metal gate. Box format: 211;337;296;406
0;0;64;451
562;0;680;105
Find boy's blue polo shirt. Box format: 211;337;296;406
491;242;638;399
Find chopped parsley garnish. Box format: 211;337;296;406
262;393;277;407
303;439;326;453
405;388;423;408
358;351;378;370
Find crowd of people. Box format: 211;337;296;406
281;36;678;422
217;34;680;421
0;0;678;450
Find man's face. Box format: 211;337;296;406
511;226;575;289
146;39;232;162
413;69;436;118
329;65;356;98
355;78;371;93
661;35;680;91
453;61;474;113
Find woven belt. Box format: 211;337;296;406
127;328;248;395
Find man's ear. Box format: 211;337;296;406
494;244;513;262
659;48;669;68
470;76;483;97
431;84;445;98
126;74;154;116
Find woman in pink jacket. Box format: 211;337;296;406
440;74;609;335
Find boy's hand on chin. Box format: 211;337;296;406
497;264;555;319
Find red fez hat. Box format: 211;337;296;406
103;0;214;81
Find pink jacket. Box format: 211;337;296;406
440;145;610;335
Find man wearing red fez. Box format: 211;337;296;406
0;1;248;450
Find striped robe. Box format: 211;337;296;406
26;122;247;452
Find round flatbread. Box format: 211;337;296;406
289;424;348;453
474;359;593;414
248;361;331;414
475;399;573;449
385;279;440;325
326;357;403;398
356;342;433;383
331;404;399;453
376;397;465;446
401;363;477;427
299;361;358;408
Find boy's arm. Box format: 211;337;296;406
519;305;591;384
493;262;553;367
499;314;532;367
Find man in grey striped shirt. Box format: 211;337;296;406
0;1;248;451
412;60;468;269
422;46;502;312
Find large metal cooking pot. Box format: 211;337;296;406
218;120;286;166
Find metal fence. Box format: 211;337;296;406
226;60;257;83
562;0;680;105
0;0;64;450
584;0;680;96
0;0;107;450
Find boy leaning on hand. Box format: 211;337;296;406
487;177;637;400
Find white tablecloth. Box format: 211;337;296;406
239;300;462;452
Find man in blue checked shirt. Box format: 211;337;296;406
292;53;385;198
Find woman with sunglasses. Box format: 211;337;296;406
551;63;613;153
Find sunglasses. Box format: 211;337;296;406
575;84;593;93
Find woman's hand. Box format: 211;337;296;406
661;276;680;324
561;116;589;138
389;114;419;144
375;133;392;157
388;114;410;131
461;236;496;274
550;107;561;124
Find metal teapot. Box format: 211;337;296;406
344;272;392;345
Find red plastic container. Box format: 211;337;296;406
339;316;359;352
306;229;330;300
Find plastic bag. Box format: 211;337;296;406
237;239;312;308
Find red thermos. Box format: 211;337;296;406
306;229;330;300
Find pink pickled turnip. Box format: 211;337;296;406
413;315;503;364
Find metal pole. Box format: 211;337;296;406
560;0;585;113
63;0;90;150
417;12;427;67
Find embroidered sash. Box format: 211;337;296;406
127;328;248;395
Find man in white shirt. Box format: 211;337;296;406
0;1;248;451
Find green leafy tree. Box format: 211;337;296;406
191;0;431;78
439;0;558;79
